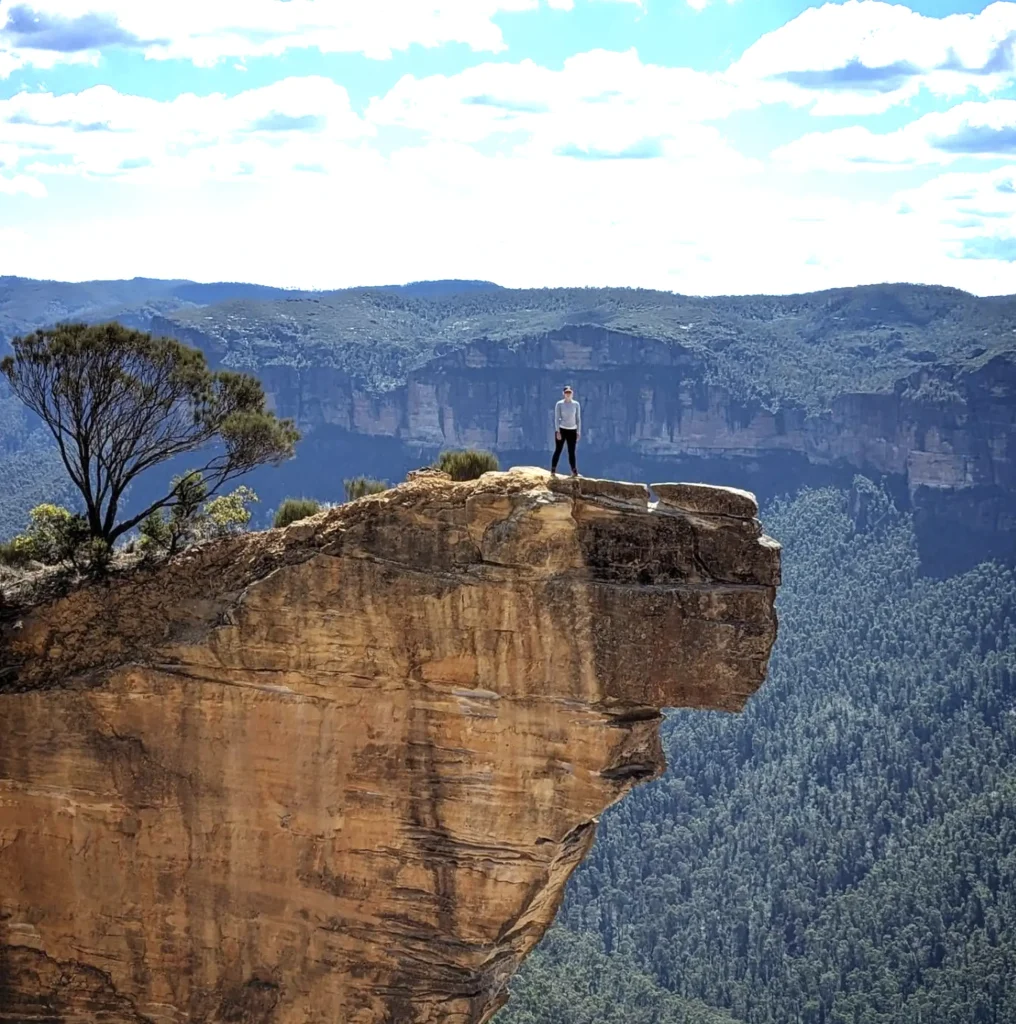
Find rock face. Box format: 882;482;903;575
197;324;1012;568
0;468;780;1024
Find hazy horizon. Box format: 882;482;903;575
2;1;1015;295
3;273;1015;300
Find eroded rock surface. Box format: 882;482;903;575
0;468;779;1024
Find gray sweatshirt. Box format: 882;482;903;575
555;399;581;431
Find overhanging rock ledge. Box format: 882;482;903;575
0;466;780;1024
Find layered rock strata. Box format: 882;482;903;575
0;468;780;1024
168;322;1010;559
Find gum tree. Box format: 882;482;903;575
1;321;299;545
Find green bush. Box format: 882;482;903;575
204;486;258;535
84;537;112;573
139;480;259;557
25;504;90;564
343;476;388;502
435;449;499;481
273;497;322;529
0;534;36;568
138;509;173;555
0;503;96;571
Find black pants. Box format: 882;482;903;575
552;428;578;473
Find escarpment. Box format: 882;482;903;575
0;468;780;1024
198;324;1013;570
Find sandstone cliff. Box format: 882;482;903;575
152;321;1014;569
0;468;779;1024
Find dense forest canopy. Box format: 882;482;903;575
496;480;1016;1024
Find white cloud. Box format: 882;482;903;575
773;100;1016;171
895;165;1016;241
685;0;739;12
0;78;371;183
2;5;1016;294
0;0;543;74
0;50;24;78
355;1;1016;147
0;50;761;187
883;166;1016;269
3;136;1014;296
368;49;754;165
730;0;1016;115
0;172;46;196
545;0;644;6
4;0;1014;123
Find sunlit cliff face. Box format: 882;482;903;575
0;467;779;1024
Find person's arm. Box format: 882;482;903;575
555;401;562;436
576;402;581;437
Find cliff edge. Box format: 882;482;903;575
0;467;780;1024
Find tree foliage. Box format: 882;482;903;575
0;502;98;572
139;477;258;556
154;282;1016;410
0;321;299;544
501;929;742;1024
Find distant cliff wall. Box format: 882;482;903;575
189;324;1012;569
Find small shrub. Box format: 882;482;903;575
138;471;210;556
84;537;112;573
204;486;258;536
273;497;322;529
0;504;103;572
139;509;173;556
140;481;259;557
343;476;388;502
25;504;90;565
0;534;36;568
436;449;499;481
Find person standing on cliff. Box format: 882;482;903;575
551;386;581;477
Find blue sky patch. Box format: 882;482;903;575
934;124;1016;153
556;138;664;160
961;235;1016;259
248;112;326;132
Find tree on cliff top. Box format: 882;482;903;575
0;321;300;545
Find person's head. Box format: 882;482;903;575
562;386;574;401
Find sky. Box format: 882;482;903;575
0;0;1015;295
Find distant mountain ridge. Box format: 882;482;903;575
0;276;505;346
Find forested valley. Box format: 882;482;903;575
497;478;1016;1024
